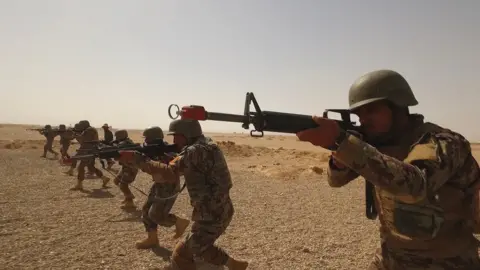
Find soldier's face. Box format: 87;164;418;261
354;101;393;136
173;134;187;148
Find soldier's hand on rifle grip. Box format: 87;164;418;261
296;115;341;149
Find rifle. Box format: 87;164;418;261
26;128;45;132
70;141;179;166
168;92;378;220
168;92;358;137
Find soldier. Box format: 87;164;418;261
66;121;96;177
118;120;249;270
126;126;190;249
39;124;59;158
297;69;480;269
58;124;74;161
112;129;139;208
102;123;115;169
70;124;110;190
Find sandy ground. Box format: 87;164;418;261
1;123;480;270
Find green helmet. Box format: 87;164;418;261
59;124;66;131
114;129;128;140
348;69;418;111
142;126;164;140
78;120;90;130
167;119;202;139
82;126;99;141
44;124;52;130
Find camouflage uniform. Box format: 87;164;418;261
140;160;181;233
68;122;96;176
102;123;115;169
327;70;480;270
71;126;110;190
111;129;139;208
129;121;246;269
58;125;74;159
127;126;189;250
40;125;59;158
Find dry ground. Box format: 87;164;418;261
1;124;479;270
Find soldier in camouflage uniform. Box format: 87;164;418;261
102;123;115;169
69;121;110;190
112;129;139;209
66;121;96;176
297;69;480;270
118;120;249;270
126;126;190;249
58;124;74;160
39;124;59;158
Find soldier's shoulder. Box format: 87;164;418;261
415;122;471;155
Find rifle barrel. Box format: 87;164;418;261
206;112;247;123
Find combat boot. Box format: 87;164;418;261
66;168;74;176
101;176;110;188
135;230;159;249
226;258;249;270
71;180;83;191
121;198;136;209
173;217;190;239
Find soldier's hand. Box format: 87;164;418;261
118;150;145;165
296;116;340;149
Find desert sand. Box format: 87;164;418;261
1;123;480;270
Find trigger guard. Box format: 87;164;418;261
168;104;180;119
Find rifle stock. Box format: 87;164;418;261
168;92;359;138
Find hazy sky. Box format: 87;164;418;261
1;1;479;139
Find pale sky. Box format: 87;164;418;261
1;1;479;139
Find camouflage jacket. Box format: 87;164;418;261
132;136;233;222
59;130;74;144
41;129;60;142
327;114;480;258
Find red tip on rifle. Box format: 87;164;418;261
180;105;207;121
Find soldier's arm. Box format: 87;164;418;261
327;156;359;187
333;131;471;204
133;155;183;183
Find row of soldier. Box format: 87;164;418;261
33;119;250;270
32;69;480;269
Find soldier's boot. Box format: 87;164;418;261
171;242;196;270
54;152;59;159
173;217;190;239
121;197;136;209
226;258;249;270
135;230;159;249
66;168;74;176
71;180;83;191
101;176;110;188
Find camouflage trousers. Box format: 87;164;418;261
60;142;70;158
113;166;138;199
142;183;179;231
172;199;234;268
43;140;57;155
70;151;95;174
77;159;103;181
368;245;480;270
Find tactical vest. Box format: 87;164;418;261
373;122;480;258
